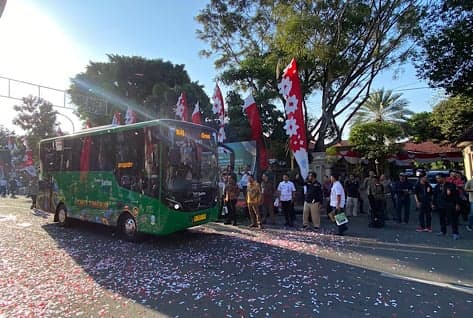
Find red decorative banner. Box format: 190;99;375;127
243;94;268;170
278;58;309;179
125;107;137;124
192;102;202;125
111;112;122;126
212;84;225;142
175;92;189;121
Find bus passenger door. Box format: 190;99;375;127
37;176;54;213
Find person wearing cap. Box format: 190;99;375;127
414;172;433;232
396;173;412;224
432;173;461;240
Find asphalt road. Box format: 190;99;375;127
0;197;472;317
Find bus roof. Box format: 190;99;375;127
40;119;216;143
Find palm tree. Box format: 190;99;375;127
350;89;414;126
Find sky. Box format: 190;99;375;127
0;0;444;135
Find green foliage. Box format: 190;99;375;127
325;145;338;157
430;95;473;141
12;96;58;161
225;91;251;142
197;0;423;151
405;111;443;142
349;121;403;163
350;89;413;127
0;126;16;148
69;55;212;127
416;0;473;97
223;88;287;164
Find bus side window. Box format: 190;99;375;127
96;134;114;171
70;139;81;171
115;130;144;193
41;142;59;172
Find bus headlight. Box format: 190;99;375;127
166;198;182;211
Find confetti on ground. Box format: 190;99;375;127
0;199;472;317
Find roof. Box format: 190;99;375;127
458;126;473;142
40;119;215;142
333;140;461;155
402;141;461;154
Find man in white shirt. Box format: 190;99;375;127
238;165;251;195
277;173;296;227
330;173;348;235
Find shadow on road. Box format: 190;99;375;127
40;215;473;317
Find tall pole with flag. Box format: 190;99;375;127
111;112;122;126
243;94;268;170
278;59;309;179
191;102;202;125
124;107;137;124
212;84;225;143
175;92;189;122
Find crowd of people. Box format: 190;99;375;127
219;166;473;240
0;176;38;209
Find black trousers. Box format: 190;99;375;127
31;195;37;209
418;204;432;229
281;200;294;226
330;206;348;234
225;199;237;225
436;206;459;235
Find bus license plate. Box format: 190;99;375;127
193;213;207;223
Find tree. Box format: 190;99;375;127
0;125;16;147
225;91;251;142
196;0;423;151
349;121;403;172
430;95;473;142
416;0;473;97
224;90;287;160
405;111;442;142
69;55;214;128
350;89;413;127
12;95;58;161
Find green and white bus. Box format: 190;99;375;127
38;119;219;240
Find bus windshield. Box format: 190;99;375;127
159;124;218;210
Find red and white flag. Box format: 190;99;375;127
191;102;202;125
175;92;189;121
243;94;268;170
124;107;137;125
278;58;309;179
212;84;225;142
18;137;35;176
111;112;122;126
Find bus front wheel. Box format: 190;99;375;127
118;213;138;241
57;205;69;227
